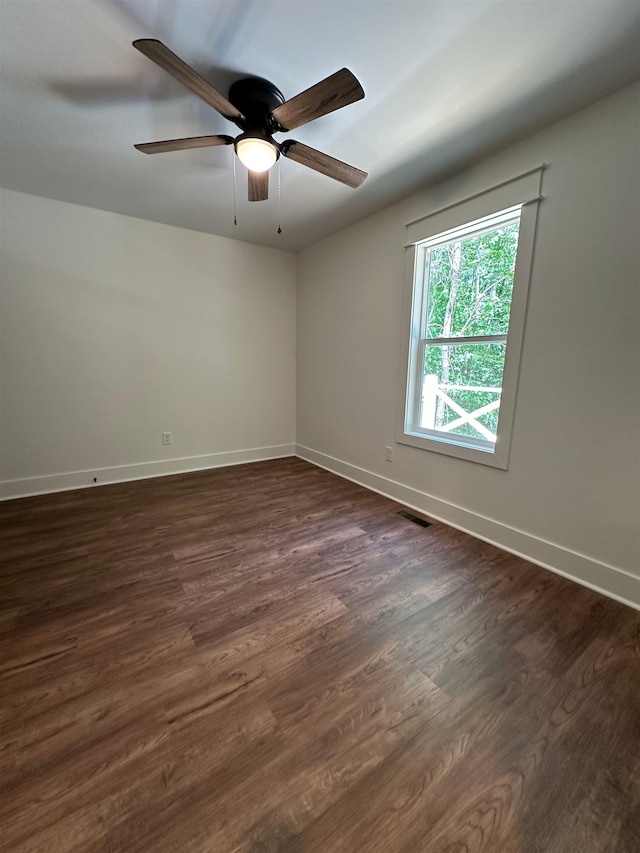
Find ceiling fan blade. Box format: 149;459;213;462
270;68;364;132
281;141;367;188
248;170;269;202
133;39;243;123
134;135;234;154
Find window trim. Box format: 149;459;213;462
396;173;542;469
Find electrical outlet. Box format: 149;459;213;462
162;431;173;446
385;445;394;462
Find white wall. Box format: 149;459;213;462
0;189;296;496
297;83;640;607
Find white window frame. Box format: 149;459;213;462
396;168;543;469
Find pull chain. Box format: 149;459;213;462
277;158;282;235
232;150;237;226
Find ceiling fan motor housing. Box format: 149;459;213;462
228;77;286;132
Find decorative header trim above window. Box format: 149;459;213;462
405;164;545;247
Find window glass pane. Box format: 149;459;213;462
425;221;519;339
420;342;506;442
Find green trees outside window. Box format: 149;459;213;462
421;221;520;442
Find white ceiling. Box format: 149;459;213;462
1;0;639;252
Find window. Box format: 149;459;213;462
398;169;542;468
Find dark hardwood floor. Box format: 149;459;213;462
1;457;638;852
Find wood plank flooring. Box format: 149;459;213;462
0;457;638;852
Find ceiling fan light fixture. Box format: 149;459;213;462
236;137;278;172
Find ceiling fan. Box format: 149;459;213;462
133;39;367;201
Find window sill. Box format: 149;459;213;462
397;430;509;469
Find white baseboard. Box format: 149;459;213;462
0;444;296;500
295;444;640;611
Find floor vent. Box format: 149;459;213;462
396;510;432;528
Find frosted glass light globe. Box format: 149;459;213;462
236;138;278;172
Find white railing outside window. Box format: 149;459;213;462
420;375;501;443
